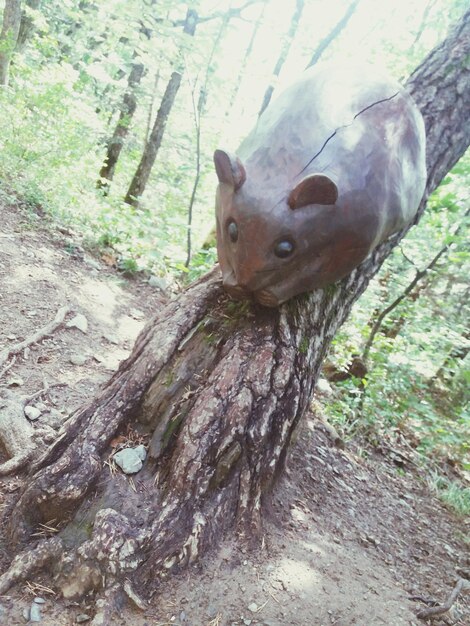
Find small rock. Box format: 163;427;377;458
148;275;167;291
7;334;16;340
243;619;252;626
84;257;102;270
113;447;146;474
7;376;24;387
24;405;41;421
130;308;145;320
76;614;91;623
70;354;87;366
103;333;119;345
34;598;46;604
134;444;147;461
29;602;41;622
206;605;218;618
22;607;30;621
247;603;258;613
66;314;88;333
316;378;333;395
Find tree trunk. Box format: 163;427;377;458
124;9;198;207
0;7;469;614
16;0;40;51
306;0;360;69
224;0;267;119
97;62;145;190
258;0;304;117
0;0;22;86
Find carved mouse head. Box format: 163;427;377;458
214;65;426;307
214;150;372;307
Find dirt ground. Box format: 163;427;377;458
0;201;468;626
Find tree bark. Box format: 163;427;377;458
306;0;360;69
0;0;22;86
97;62;145;190
16;0;39;51
1;6;469;612
258;0;304;117
124;9;198;207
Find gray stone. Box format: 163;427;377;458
113;447;146;474
316;378;333;396
22;607;30;621
103;333;119;345
34;598;46;604
70;354;87;366
134;444;147;461
24;405;41;421
7;376;24;387
84;257;102;270
66;314;88;333
148;275;167;291
247;603;258;613
29;602;41;622
130;308;145;320
76;615;91;623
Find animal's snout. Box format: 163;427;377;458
224;283;250;300
255;289;279;308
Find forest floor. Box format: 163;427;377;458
0;201;468;626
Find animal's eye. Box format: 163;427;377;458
228;220;238;243
274;240;295;258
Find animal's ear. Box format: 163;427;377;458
214;149;246;191
288;174;338;209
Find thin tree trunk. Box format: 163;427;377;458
224;0;267;118
411;0;438;48
306;0;360;69
432;329;470;381
185;9;232;267
258;0;304;117
97;62;145;190
0;7;469;615
16;0;39;51
144;70;161;146
361;210;469;364
124;9;198;207
0;0;22;86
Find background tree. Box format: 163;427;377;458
0;9;468;617
0;0;22;85
307;0;360;68
258;0;304;116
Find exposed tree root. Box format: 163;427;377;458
416;578;470;620
0;537;63;594
0;305;71;375
0;381;62;475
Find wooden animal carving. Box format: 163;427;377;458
214;64;426;307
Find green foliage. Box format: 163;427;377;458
323;157;470;513
428;473;470;517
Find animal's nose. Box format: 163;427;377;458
221;269;251;300
255;289;279;308
224;283;250;300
